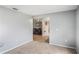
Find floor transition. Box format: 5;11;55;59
4;41;76;54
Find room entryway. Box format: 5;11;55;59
33;17;50;43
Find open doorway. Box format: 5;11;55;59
33;17;50;43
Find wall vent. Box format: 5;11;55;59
12;8;18;11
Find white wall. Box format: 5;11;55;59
76;7;79;53
37;10;76;48
0;6;76;53
0;6;32;53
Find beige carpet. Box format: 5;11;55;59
4;41;76;54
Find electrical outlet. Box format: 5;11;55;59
65;40;68;42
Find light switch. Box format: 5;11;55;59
0;42;4;47
56;28;59;31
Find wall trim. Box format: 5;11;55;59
1;41;76;54
49;42;76;49
1;40;32;54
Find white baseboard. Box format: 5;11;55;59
1;41;76;54
1;40;32;54
49;42;76;49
